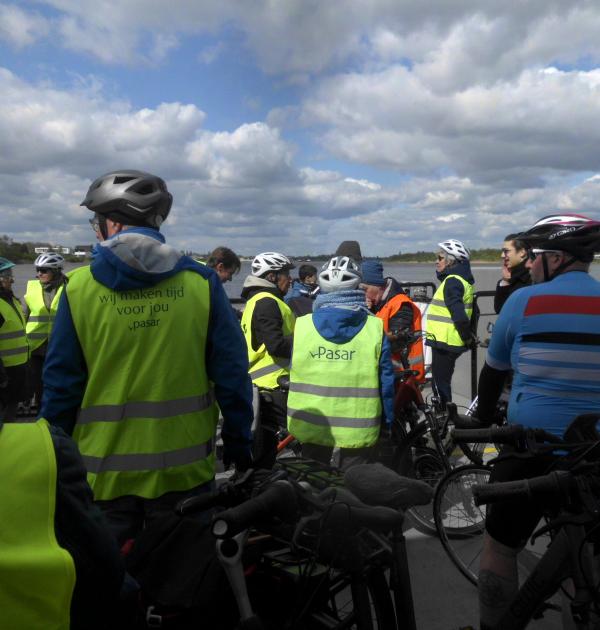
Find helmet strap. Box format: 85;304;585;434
98;215;109;241
543;252;576;282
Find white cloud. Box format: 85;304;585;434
0;3;48;48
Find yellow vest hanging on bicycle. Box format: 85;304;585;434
24;280;64;352
427;275;473;348
287;314;383;448
241;292;295;389
0;419;76;630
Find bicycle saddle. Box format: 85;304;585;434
344;463;433;510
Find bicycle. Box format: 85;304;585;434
177;458;433;630
470;415;600;629
435;417;600;597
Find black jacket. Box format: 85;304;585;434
240;278;293;359
494;260;531;314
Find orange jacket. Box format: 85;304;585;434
376;294;425;382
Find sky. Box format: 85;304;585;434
2;1;600;256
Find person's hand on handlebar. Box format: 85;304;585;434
222;438;253;472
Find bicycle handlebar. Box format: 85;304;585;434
452;424;561;447
212;480;298;538
472;470;577;507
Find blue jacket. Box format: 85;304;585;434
309;307;395;427
41;227;253;461
284;280;319;304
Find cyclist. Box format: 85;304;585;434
426;239;476;406
41;170;253;545
0;418;124;629
0;257;29;422
475;214;600;629
494;233;530;314
287;256;394;469
24;253;68;408
206;246;241;283
360;259;425;382
240;252;296;468
285;263;319;316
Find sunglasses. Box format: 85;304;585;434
436;255;445;261
89;216;101;232
36;268;52;274
527;249;562;262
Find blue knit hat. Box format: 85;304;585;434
361;260;385;286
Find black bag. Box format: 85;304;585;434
126;510;235;628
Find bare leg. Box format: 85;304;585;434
479;532;519;629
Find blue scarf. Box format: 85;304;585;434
314;289;370;313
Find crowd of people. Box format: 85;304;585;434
1;168;600;629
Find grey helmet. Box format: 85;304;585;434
34;253;64;269
318;256;362;293
80;170;173;228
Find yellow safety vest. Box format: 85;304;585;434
24;280;64;351
67;266;219;501
241;292;295;389
0;296;29;367
287;314;383;448
427;274;474;348
0;419;76;630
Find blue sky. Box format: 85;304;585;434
1;1;600;256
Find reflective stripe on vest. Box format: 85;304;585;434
241;291;295;389
67;265;219;501
287;314;382;448
426;275;474;348
0;419;75;630
0;296;29;367
24;280;64;352
375;293;425;382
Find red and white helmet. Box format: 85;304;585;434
518;214;600;262
438;239;470;262
251;252;295;277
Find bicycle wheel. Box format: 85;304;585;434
393;418;471;535
435;465;552;588
434;464;489;586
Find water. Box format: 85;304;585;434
12;260;600;299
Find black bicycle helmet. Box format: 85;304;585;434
80;170;173;228
518;214;600;262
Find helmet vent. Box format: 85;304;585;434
113;176;137;185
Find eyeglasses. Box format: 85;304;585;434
36;268;52;274
501;248;513;255
89;216;100;232
527;249;563;262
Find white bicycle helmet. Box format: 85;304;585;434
34;253;65;269
318;256;362;293
251;252;295;277
438;239;470;262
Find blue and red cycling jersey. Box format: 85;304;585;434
487;271;600;437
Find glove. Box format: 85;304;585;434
455;320;479;350
222;439;253;473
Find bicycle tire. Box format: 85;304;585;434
435;465;553;589
434;464;490;586
393;418;474;535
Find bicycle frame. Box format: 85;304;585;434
497;523;598;629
